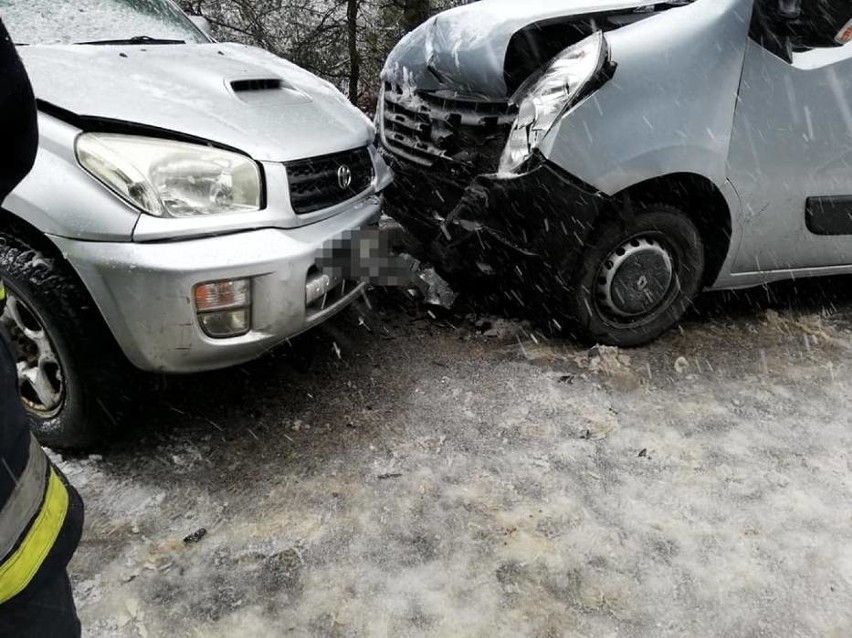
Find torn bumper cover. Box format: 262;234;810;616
386;155;610;299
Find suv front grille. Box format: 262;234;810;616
286;147;374;215
380;82;516;168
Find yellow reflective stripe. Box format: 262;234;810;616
0;436;48;559
0;280;5;302
0;468;69;604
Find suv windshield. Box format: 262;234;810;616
0;0;207;45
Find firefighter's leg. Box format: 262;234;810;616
0;328;81;638
0;570;81;638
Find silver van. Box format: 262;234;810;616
378;0;852;346
0;0;392;446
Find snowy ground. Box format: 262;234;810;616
53;282;852;637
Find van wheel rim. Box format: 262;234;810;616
596;237;675;320
1;294;64;417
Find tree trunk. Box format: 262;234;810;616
347;0;360;104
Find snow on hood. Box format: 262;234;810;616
20;43;374;162
382;0;677;98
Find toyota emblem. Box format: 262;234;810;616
337;165;352;190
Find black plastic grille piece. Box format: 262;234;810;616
286;147;373;214
381;86;439;166
380;82;515;167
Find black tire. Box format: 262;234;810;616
0;230;133;449
563;204;705;347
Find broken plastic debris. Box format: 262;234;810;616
417;266;457;308
476;262;495;275
393;253;457;309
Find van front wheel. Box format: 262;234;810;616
565;205;705;347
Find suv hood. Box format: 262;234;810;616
20;43;374;162
382;0;690;98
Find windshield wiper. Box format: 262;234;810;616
75;36;185;45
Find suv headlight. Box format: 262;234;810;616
500;32;611;173
76;133;262;218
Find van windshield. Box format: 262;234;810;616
0;0;207;45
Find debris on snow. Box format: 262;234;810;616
183;528;207;544
579;345;642;392
478;317;522;339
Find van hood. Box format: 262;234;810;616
382;0;690;98
20;43;374;162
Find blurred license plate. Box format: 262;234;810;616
316;226;410;285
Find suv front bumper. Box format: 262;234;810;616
50;196;382;373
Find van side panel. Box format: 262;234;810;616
539;0;753;196
727;41;852;274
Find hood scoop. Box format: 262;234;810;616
227;76;311;105
231;77;283;92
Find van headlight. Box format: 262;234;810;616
76;134;262;218
500;32;611;173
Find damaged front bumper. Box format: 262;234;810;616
384;154;610;296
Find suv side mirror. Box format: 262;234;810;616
189;15;213;38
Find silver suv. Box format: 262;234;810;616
378;0;852;346
0;0;392;447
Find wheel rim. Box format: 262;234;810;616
1;293;65;418
595;236;677;323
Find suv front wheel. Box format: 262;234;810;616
0;230;131;449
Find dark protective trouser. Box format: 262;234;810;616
0;571;80;638
0;328;81;638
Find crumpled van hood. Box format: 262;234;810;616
382;0;685;98
20;43;374;162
